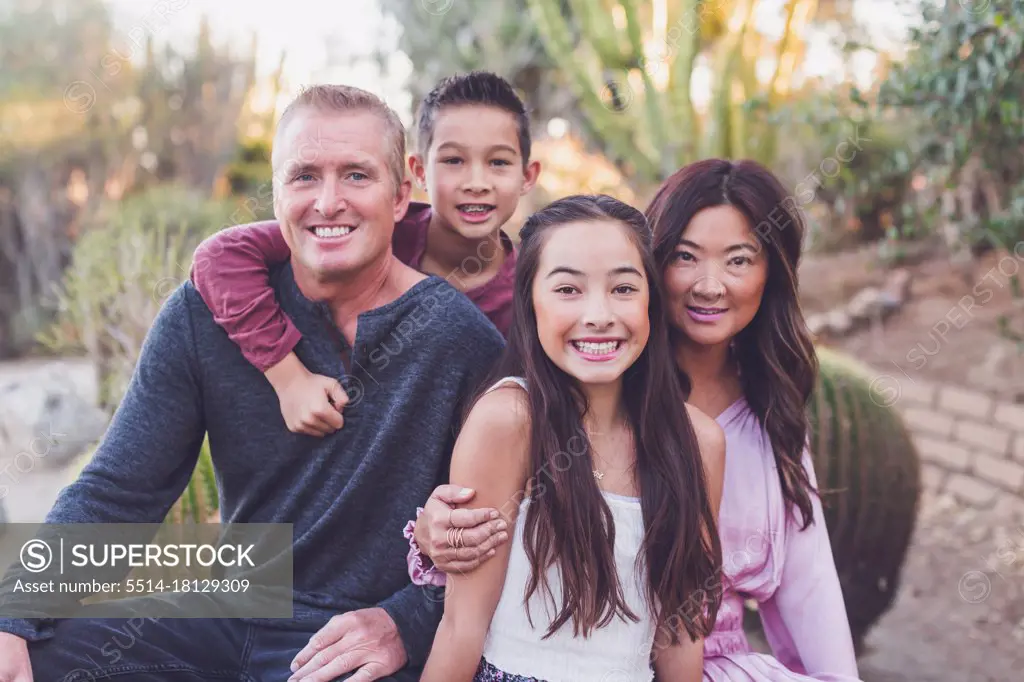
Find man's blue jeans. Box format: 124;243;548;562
28;616;421;682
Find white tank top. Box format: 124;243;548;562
479;377;656;682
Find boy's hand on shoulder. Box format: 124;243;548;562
265;353;349;436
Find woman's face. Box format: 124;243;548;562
532;219;650;387
662;205;768;349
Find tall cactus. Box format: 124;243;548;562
524;0;820;186
807;344;921;652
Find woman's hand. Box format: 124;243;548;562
414;485;510;574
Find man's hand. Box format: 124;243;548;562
0;632;33;682
288;608;405;682
265;352;348;436
414;484;509;574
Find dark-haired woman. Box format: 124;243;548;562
643;159;861;680
418;194;725;681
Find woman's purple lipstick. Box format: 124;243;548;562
686;305;727;323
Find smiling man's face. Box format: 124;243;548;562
273;107;410;282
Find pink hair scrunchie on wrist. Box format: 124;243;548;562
403;507;447;587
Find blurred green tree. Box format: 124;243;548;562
0;0;263;358
39;184;238;408
224;138;274;216
877;0;1023;253
767;86;922;250
0;0;123;358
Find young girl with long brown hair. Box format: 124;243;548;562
188;192;725;681
417;194;724;682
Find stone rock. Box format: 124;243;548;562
847;287;886;321
0;372;110;469
825;310;853;335
809;268;913;341
806;313;829;337
883;268;913;303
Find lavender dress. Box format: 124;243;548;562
705;398;862;681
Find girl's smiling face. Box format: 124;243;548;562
532;219;650;387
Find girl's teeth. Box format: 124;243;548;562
315;226;353;238
573;341;618;354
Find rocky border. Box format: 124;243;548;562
806;268;913;339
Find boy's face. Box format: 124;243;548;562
411;104;539;241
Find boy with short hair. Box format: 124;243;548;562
190;71;539;435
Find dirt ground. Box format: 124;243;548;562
853;489;1023;682
798;246;1023;681
800;245;1024;403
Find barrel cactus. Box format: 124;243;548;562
807;345;921;652
744;345;921;654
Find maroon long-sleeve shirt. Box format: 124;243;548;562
189;202;515;371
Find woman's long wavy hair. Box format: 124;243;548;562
646;159;819;529
470;194;722;644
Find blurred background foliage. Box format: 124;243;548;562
0;0;280;365
877;0;1024;254
2;0;1020;368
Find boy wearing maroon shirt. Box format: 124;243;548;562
191;71;539;436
